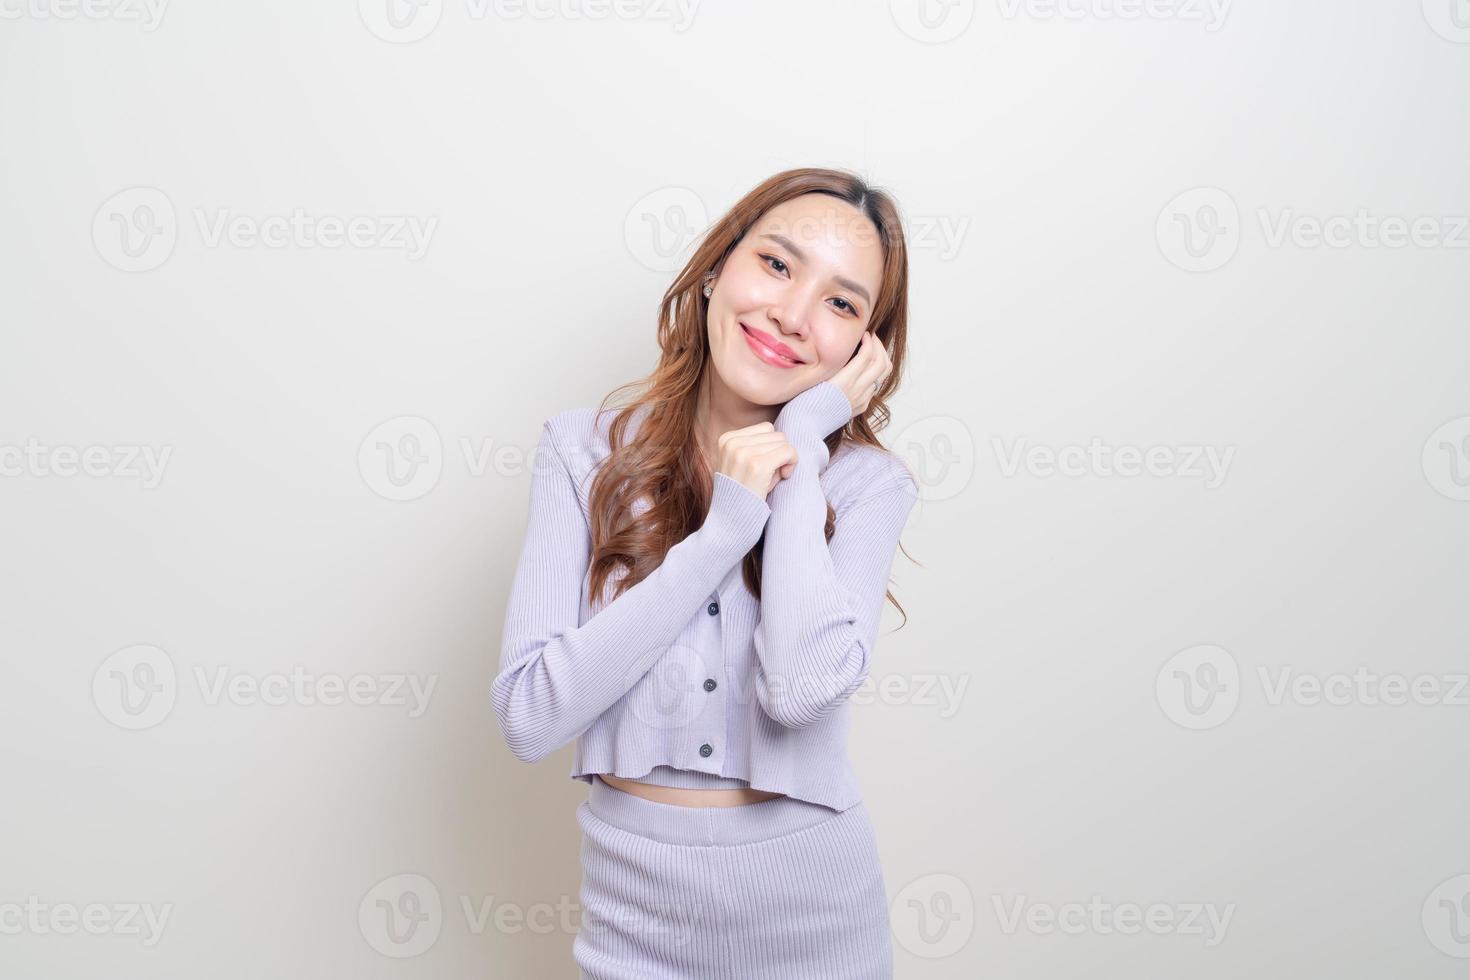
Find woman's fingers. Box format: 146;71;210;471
715;427;797;497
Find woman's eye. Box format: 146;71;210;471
761;253;859;317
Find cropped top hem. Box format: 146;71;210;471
570;754;863;814
578;764;751;792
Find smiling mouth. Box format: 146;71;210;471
740;322;803;366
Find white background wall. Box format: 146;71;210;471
2;1;1468;977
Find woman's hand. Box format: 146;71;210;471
825;329;893;421
722;331;891;496
714;422;798;497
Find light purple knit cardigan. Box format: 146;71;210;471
492;379;918;812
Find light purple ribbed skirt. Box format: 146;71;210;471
573;776;894;979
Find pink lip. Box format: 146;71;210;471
740;322;804;367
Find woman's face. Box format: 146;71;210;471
705;193;885;407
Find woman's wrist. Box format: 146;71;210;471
774;379;856;445
698;471;771;559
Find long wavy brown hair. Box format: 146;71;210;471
587;167;917;625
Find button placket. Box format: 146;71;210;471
692;592;724;770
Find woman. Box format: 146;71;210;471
493;167;919;979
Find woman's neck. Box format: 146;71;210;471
693;374;779;473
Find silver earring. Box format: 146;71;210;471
702;272;715;298
703;284;713;297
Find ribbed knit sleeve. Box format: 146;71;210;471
752;381;919;729
493;417;773;763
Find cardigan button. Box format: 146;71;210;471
698;743;713;757
703;678;717;692
706;600;719;616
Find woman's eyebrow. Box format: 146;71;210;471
758;232;873;305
